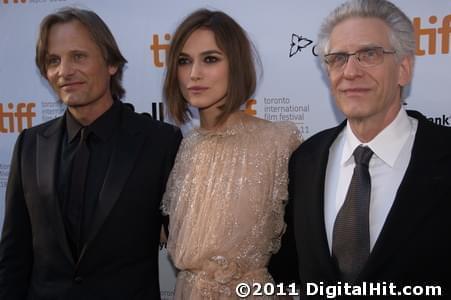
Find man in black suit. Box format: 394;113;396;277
271;0;451;298
0;8;181;300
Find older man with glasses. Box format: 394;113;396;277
271;0;451;298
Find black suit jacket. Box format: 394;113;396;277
271;110;451;299
0;102;182;300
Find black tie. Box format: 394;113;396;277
332;145;374;282
67;127;90;257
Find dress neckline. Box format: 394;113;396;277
194;112;247;137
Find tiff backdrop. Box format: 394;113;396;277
0;1;450;298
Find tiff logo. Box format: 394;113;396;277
150;33;171;68
243;99;256;116
0;102;36;133
428;114;450;127
414;15;451;55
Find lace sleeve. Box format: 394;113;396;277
160;137;189;216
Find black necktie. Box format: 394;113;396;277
67;127;90;257
332;145;374;282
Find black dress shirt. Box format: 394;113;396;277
58;102;121;259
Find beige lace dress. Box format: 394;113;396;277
162;112;302;299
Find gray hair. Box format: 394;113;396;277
317;0;416;68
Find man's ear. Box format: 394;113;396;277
398;55;413;87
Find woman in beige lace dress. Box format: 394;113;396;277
162;9;302;299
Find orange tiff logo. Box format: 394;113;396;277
150;33;171;68
0;102;36;133
243;99;256;116
2;0;27;3
413;14;451;56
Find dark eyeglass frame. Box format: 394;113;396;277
324;47;396;70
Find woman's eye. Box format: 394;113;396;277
204;56;218;63
177;57;190;65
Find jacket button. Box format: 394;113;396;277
74;276;83;284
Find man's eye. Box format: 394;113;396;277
360;48;380;61
74;53;86;61
46;57;60;66
331;54;347;64
363;49;377;57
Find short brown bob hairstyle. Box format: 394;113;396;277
35;7;127;100
163;9;258;126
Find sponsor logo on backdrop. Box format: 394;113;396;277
288;33;318;58
414;14;451;56
150;33;171;68
289;33;313;57
161;290;174;300
0;163;9;189
244;99;256;116
427;114;451;126
0;102;36;133
262;97;310;135
41;100;65;122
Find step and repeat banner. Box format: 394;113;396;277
1;0;450;298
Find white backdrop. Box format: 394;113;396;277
0;1;450;298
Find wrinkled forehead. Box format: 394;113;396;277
328;17;392;53
46;19;108;59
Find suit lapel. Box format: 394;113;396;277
36;117;74;264
361;113;446;279
79;108;145;262
300;123;346;280
307;148;337;279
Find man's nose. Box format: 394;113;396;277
58;59;75;77
342;55;363;79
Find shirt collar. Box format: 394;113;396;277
341;107;413;167
66;110;83;144
65;101;121;143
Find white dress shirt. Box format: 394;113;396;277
324;108;418;253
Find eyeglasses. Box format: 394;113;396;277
324;47;396;70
